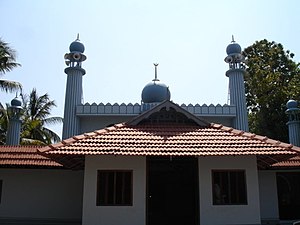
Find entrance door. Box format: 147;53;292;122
277;172;300;219
147;157;199;225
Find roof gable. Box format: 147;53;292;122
128;100;210;126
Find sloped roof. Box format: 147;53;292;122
38;101;300;169
0;145;62;168
271;156;300;169
39;122;300;169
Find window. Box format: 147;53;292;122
96;170;132;206
212;170;247;205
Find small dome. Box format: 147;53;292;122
142;81;171;103
226;42;242;55
286;99;299;110
69;40;85;53
11;97;22;107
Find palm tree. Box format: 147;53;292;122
20;88;63;145
0;89;63;145
0;38;22;92
0;103;9;144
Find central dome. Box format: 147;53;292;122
142;80;171;103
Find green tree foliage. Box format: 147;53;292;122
0;89;63;145
20;88;63;145
243;39;300;142
0;38;22;92
0;103;10;145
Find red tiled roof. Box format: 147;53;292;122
0;145;62;167
39;123;300;169
271;156;300;168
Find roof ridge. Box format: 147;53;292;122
0;145;40;149
211;123;300;153
97;123;126;133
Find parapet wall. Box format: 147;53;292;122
76;102;236;117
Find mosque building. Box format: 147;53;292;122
0;37;300;225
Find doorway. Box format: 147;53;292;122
277;172;300;220
147;157;199;225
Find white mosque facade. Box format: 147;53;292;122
0;38;300;225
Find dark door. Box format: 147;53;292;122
277;172;300;220
147;157;199;225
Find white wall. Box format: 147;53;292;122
82;155;146;225
198;156;261;225
0;169;84;221
258;170;279;222
82;155;262;225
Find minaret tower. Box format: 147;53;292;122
6;96;22;145
224;37;248;131
286;100;300;146
62;35;86;139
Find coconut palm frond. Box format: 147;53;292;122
0;38;21;74
0;79;22;93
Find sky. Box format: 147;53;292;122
1;0;300;138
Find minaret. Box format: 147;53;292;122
6;97;22;145
286;100;300;146
224;37;248;131
62;35;86;139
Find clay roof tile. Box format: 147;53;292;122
62;138;76;145
20;118;299;170
0;146;62;167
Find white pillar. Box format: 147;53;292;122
286;100;300;146
62;67;85;139
6;118;21;145
6;97;22;145
62;37;86;139
224;39;249;131
226;69;248;131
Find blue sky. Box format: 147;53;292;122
1;0;300;137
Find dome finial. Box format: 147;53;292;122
231;35;235;43
153;63;159;81
76;33;80;41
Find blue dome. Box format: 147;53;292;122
69;40;85;53
142;81;171;103
226;42;242;55
286;99;299;111
11;97;22;107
